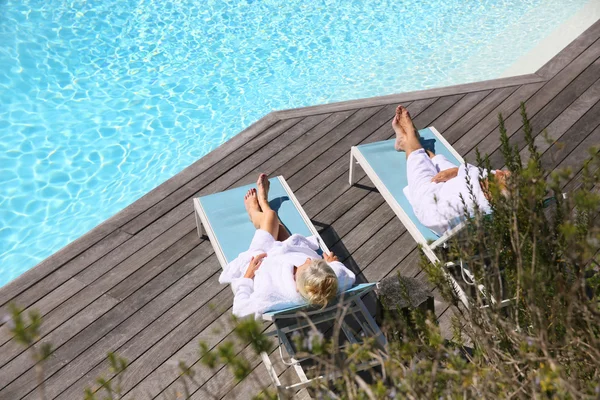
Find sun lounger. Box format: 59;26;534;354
193;176;387;394
349;127;477;307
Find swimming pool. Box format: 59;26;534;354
0;0;591;286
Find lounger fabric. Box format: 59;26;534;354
355;128;462;242
198;177;313;264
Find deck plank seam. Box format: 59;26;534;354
0;226;203;398
485;59;600;166
28;251;222;400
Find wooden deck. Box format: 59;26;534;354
1;20;599;400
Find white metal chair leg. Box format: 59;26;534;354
194;208;203;238
349;149;359;186
261;351;282;387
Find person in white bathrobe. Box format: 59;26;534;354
392;105;509;236
219;174;356;319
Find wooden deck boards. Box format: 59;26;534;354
1;20;599;400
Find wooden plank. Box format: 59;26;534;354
0;201;191;319
467;38;600;163
273;74;543;119
105;114;281;230
563;157;600;194
168;328;277;400
269;107;385;188
318;191;386;246
429;90;493;133
0;278;86;348
330;203;395;259
0;113;281;312
225;109;362;188
398;97;439;118
539;99;600;172
279;106;389;189
485;58;600;166
0;228;131;317
390;248;423;280
101;289;232;398
360;231;422;284
555;124;600;179
411;94;465;128
118;113;339;237
536;19;600;79
522;76;600;163
186;335;274;400
0;222;124;313
121;311;238;399
119;117;304;235
53;287;234;400
0;217;197;377
0;293;120;397
347;216;408;272
312;179;382;229
16;254;223;400
444;86;521;146
0;222;204;396
451;82;544;154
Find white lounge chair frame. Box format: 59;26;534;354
193;176;329;267
193;176;387;397
349;127;511;308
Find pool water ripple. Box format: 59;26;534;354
0;0;589;286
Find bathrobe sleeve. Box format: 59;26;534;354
328;261;356;292
230;278;257;318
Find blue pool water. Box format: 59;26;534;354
0;0;590;286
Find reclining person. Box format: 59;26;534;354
392;105;509;236
219;173;356;319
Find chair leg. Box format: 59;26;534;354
349;151;357;185
355;298;388;348
261;351;282;388
194;209;203;238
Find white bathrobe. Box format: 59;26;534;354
219;230;356;319
405;149;492;236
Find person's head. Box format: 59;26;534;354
482;169;511;200
295;258;338;307
494;169;511;197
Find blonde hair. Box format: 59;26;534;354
296;259;338;307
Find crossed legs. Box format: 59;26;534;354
244;173;291;242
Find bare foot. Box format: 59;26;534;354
244;188;261;228
392;106;408;152
397;105;418;140
256;173;271;210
